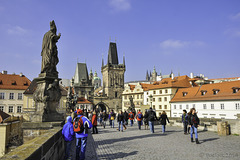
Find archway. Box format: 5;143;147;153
94;102;110;113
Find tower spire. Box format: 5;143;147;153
102;54;104;67
123;53;125;66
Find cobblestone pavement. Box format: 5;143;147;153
71;121;240;160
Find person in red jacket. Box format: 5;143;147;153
92;111;98;134
136;109;143;130
129;110;135;126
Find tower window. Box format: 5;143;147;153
115;92;118;98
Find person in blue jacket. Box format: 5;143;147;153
74;109;93;160
62;116;75;160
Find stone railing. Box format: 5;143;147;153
1;127;64;160
168;116;240;135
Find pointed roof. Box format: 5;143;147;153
0;110;10;123
108;42;119;65
74;63;90;84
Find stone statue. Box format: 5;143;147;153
128;96;135;112
41;20;61;75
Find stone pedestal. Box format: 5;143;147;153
217;121;230;136
30;73;64;122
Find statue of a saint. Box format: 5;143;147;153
41;20;61;75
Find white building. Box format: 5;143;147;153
170;80;240;119
0;71;31;116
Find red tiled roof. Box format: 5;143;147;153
77;97;92;104
0;73;31;90
170;80;240;102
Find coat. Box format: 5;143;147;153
92;114;97;126
62;116;75;141
160;114;170;125
74;115;93;138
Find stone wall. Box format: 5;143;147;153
168;116;240;135
1;128;64;160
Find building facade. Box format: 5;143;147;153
170;81;240;119
0;71;31;116
94;42;126;112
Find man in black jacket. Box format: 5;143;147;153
145;107;158;133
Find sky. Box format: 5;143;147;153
0;0;240;82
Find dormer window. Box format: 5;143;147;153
201;90;207;96
232;87;239;93
182;92;188;97
213;89;220;95
23;81;28;86
11;80;16;85
0;80;2;85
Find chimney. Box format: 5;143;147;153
171;73;174;80
1;70;7;74
19;72;23;77
190;72;194;79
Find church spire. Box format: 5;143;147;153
108;42;119;65
102;55;104;68
146;70;149;81
123;53;125;66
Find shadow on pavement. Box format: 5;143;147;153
200;137;219;143
98;151;138;159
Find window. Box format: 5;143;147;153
9;106;13;113
124;95;127;100
18;93;23;100
232;87;239;93
164;105;167;109
165;89;168;93
211;104;214;109
147;98;148;102
180;105;182;109
0;106;4;112
153;98;155;102
221;104;224;110
160;90;162;94
158;98;162;102
153;91;156;94
0;93;5;99
153;105;155;110
115;92;118;98
182;92;187;96
213;89;219;95
9;93;14;99
17;106;22;113
201;90;207;96
203;104;207;109
147;92;149;95
186;104;189;109
174;105;176;109
236;103;240;110
164;97;167;101
141;95;143;99
137;95;139;99
193;104;195;108
159;105;162;109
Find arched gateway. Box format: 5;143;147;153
94;102;110;113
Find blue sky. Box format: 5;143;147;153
0;0;240;82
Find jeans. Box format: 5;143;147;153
103;121;106;128
92;125;98;134
76;137;88;160
118;121;123;131
149;121;154;133
137;121;142;130
190;126;198;139
64;140;72;159
162;125;166;133
183;122;188;133
130;120;134;126
110;120;114;128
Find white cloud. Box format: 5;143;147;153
159;39;205;49
7;26;27;35
109;0;131;12
224;28;240;37
230;12;240;20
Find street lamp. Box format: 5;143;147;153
149;94;153;108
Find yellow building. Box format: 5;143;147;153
0;71;31;116
23;79;67;121
122;83;152;111
147;75;194;117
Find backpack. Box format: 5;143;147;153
138;113;142;119
130;113;134;119
73;116;84;133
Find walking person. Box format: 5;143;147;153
110;110;116;128
73;109;93;160
92;111;98;134
62;116;75;160
129;110;135;126
143;110;149;130
102;110;108;128
188;108;200;144
117;110;126;131
146;107;158;133
136;109;143;130
123;110;129;126
108;111;112;126
99;111;103;126
182;110;188;135
159;111;170;133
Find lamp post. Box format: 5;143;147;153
149;94;153;108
